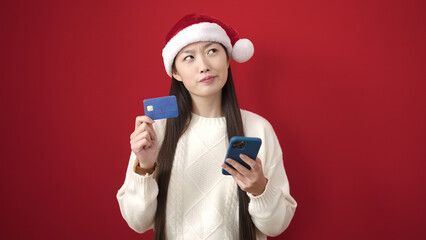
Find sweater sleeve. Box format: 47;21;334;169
246;120;297;237
116;151;158;233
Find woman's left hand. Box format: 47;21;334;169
222;154;268;196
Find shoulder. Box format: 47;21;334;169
240;109;283;166
241;109;273;128
240;109;275;136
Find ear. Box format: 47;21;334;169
172;69;183;82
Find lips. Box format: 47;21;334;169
199;76;216;83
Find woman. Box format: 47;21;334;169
117;13;297;240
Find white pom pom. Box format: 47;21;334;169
232;38;254;63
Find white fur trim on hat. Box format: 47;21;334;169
162;22;232;77
232;39;254;63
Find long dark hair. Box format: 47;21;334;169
154;67;256;240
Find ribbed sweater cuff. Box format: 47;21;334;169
247;180;280;216
129;170;158;195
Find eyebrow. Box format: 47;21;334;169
178;42;218;55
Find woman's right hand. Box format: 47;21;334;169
130;116;158;169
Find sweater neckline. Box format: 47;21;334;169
190;112;226;125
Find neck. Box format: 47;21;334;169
191;93;223;118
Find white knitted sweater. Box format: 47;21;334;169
117;110;297;239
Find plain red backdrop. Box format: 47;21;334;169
1;0;425;239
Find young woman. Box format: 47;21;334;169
117;13;297;240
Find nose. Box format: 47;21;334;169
198;56;210;73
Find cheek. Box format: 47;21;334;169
219;69;228;88
222;68;228;80
175;67;191;82
180;74;196;89
220;63;229;77
219;57;230;73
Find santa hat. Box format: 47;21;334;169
162;13;254;77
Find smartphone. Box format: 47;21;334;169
222;136;262;175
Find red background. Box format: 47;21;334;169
1;0;425;239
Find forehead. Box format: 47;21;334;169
179;41;221;52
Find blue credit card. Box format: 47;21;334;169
143;95;179;120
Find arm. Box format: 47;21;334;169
247;155;296;236
247;126;297;236
116;116;161;233
116;151;158;233
221;124;297;236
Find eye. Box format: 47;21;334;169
183;55;194;61
207;48;218;55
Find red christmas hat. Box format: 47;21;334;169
162;13;254;77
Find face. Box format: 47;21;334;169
172;41;230;100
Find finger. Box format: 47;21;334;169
222;163;241;177
132;139;152;153
140;138;152;149
134;122;149;136
147;123;157;141
132;131;152;145
252;157;264;172
239;154;257;168
135;122;157;141
130;133;152;148
226;158;251;176
222;164;247;189
135;116;155;130
131;129;152;143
